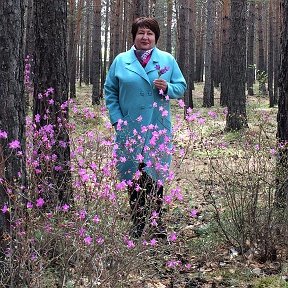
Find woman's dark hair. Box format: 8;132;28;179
131;17;160;43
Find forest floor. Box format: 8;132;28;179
74;83;288;288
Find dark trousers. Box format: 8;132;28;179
128;168;163;238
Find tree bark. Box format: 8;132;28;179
220;0;230;106
226;0;248;131
246;1;255;96
0;0;26;258
203;0;216;107
166;0;173;54
273;0;281;102
195;2;205;82
84;0;91;85
256;2;267;95
275;0;288;205
91;0;102;105
268;0;275;107
33;0;72;205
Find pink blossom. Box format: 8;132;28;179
93;215;100;223
0;130;8;139
26;202;33;209
190;208;198;218
168;232;177;242
163;194;173;205
159;89;164;95
162;110;168;117
9;140;21;149
116;181;127;191
46;87;54;94
79;209;87;220
178;99;185;108
126;240;135;249
84;236;93;245
166;260;181;268
36;198;45;208
96;237;104;245
136;154;144;162
119;156;127;163
79;227;86;237
1;205;8;214
208;110;217;119
185;263;192;270
151;218;158;227
90;162;97;170
150;238;157;246
197;118;206;125
62;204;70;212
270;148;276;155
54;165;63;172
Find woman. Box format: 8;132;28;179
105;17;186;238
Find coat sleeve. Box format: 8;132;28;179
166;58;187;99
104;58;123;125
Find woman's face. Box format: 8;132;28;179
134;27;156;50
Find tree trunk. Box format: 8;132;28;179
79;20;84;87
220;0;230;106
226;0;248;131
84;0;91;85
178;0;192;110
33;0;72;205
114;0;122;56
101;0;109;91
257;2;267;95
135;0;149;17
155;0;167;50
24;0;34;58
68;0;84;97
0;0;26;259
188;0;195;92
91;0;102;105
268;0;275;107
275;0;288;205
203;0;216;107
109;0;116;66
68;0;76;97
273;0;281;103
195;2;205;82
213;2;222;88
246;1;255;96
166;0;173;54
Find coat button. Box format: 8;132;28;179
140;92;144;96
140;105;145;109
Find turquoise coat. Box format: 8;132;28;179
104;47;187;182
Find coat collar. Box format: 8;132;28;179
124;47;160;85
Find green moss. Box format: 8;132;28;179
253;276;288;288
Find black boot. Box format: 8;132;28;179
148;185;167;239
128;163;166;239
129;184;146;238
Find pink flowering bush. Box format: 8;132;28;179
1;79;287;286
0;85;205;286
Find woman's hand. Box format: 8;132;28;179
153;79;168;92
